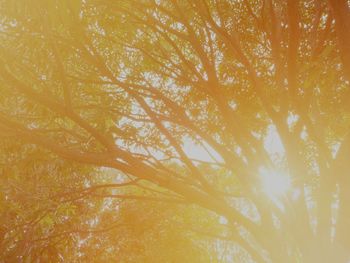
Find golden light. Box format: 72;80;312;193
259;168;291;199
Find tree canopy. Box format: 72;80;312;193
0;0;350;262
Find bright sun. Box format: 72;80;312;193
259;168;291;198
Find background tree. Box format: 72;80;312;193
0;0;349;262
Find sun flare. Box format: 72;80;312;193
260;168;291;198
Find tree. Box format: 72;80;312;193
0;0;349;262
0;137;225;262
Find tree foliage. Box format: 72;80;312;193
0;0;350;262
